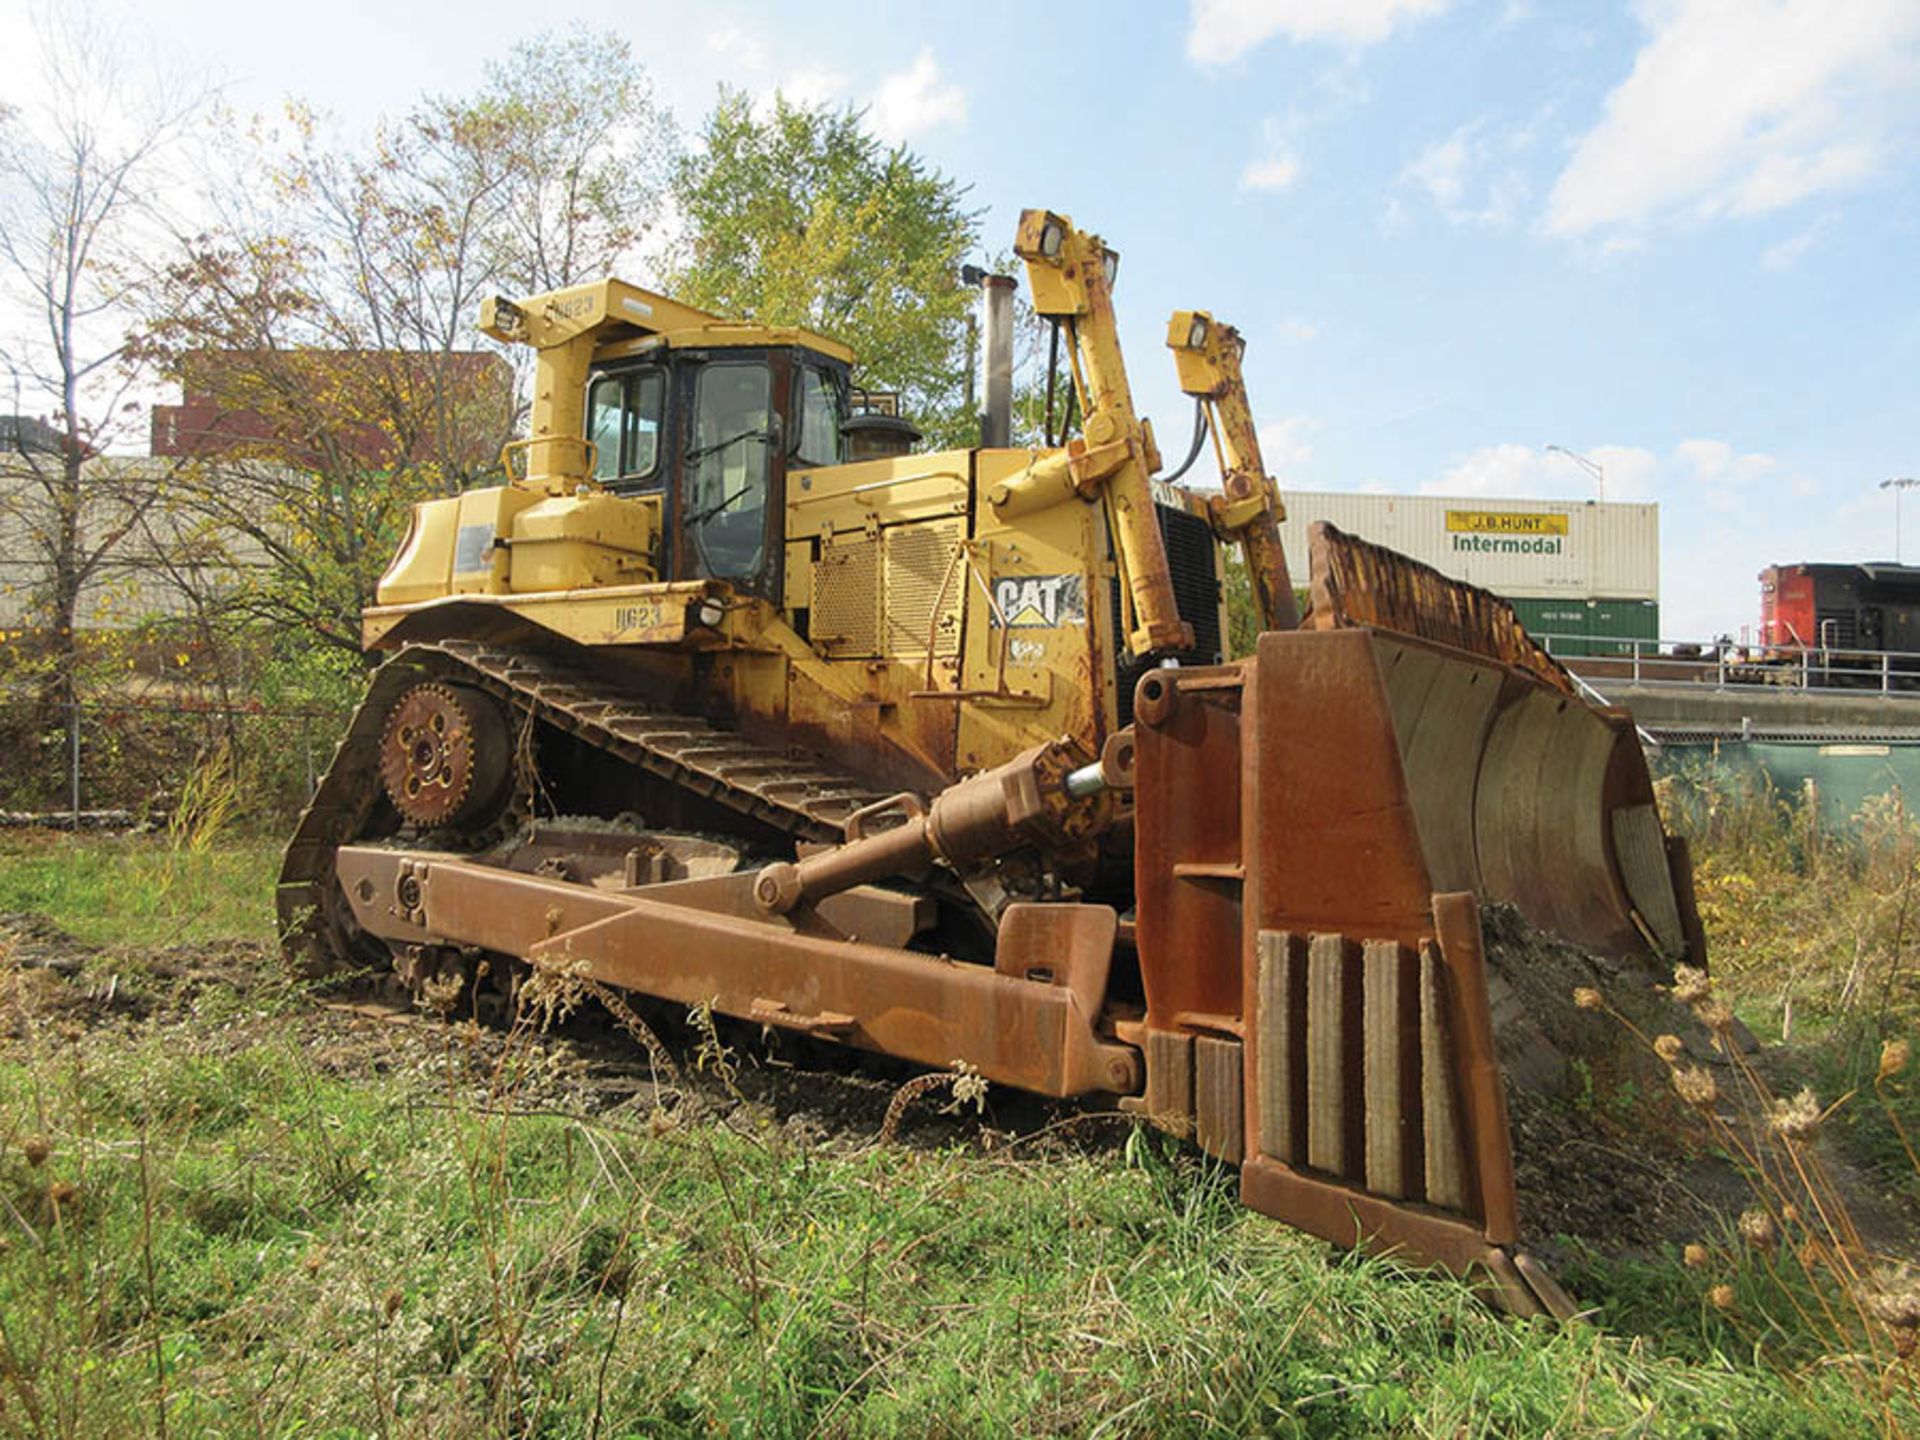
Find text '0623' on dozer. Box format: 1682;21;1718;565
280;207;1705;1318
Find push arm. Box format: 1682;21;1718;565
1166;310;1298;632
1008;210;1193;656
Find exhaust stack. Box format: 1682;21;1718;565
979;272;1015;448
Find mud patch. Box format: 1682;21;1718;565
0;910;277;1034
0;912;1092;1162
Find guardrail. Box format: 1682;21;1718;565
1534;634;1920;698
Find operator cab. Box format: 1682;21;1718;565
584;345;850;600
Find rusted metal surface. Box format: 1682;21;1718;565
377;682;511;828
482;824;744;890
333;845;1139;1098
279;639;891;972
1235;516;1300;632
1228;621;1691;961
1129;666;1248;1030
1126;633;1616;1316
1221;617;1693;964
751;739;1104;916
286;542;1682;1318
1667;836;1712;971
1431;893;1519;1246
1307;521;1576;697
1239;1158;1564;1318
628;870;934;950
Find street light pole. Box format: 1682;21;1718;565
1544;444;1605;501
1883;478;1919;564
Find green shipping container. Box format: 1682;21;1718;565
1509;597;1659;658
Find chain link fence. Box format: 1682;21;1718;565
0;689;352;829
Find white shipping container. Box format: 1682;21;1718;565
1274;491;1658;601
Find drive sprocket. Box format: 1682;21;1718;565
377;681;512;830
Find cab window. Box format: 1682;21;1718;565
686;361;772;580
587;368;665;489
792;365;845;469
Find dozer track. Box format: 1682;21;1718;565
277;639;889;973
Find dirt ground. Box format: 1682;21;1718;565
0;907;1908;1266
1480;902;1915;1261
0;909;1100;1156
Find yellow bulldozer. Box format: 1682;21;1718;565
281;208;1703;1316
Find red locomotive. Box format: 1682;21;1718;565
1758;561;1920;670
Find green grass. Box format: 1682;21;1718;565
0;830;1913;1435
0;832;278;946
0;1018;1893;1439
1663;770;1920;1212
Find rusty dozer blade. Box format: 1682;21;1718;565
1126;526;1698;1317
1303;521;1704;964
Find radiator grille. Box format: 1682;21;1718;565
1114;502;1224;726
1814;608;1858;650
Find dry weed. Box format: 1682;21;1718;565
1577;966;1920;1421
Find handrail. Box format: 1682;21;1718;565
1560;667;1658;748
1529;633;1920;699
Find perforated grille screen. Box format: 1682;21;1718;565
811;535;883;655
810;518;965;659
885;519;965;658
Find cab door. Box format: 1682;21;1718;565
676;352;783;598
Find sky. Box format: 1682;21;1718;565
5;0;1919;640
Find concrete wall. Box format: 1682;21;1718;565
0;454;272;630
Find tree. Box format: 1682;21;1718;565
140;28;673;659
666;92;981;446
0;9;204;710
451;27;677;296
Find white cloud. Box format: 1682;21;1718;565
706;22;847;116
1426;437;1788;513
1406;132;1471;210
1425;443;1536;498
1546;0;1920;238
1259;415;1316;472
706;23;771;72
1239;68;1380;199
1244;115;1305;192
1675;437;1779;511
779;67;848;109
1241;149;1301;192
1241;115;1307;193
1674;438;1735;478
1761;215;1833;270
1402;119;1538;229
1276;316;1320;342
867;49;967;144
1426;442;1661;501
1187;0;1455;63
